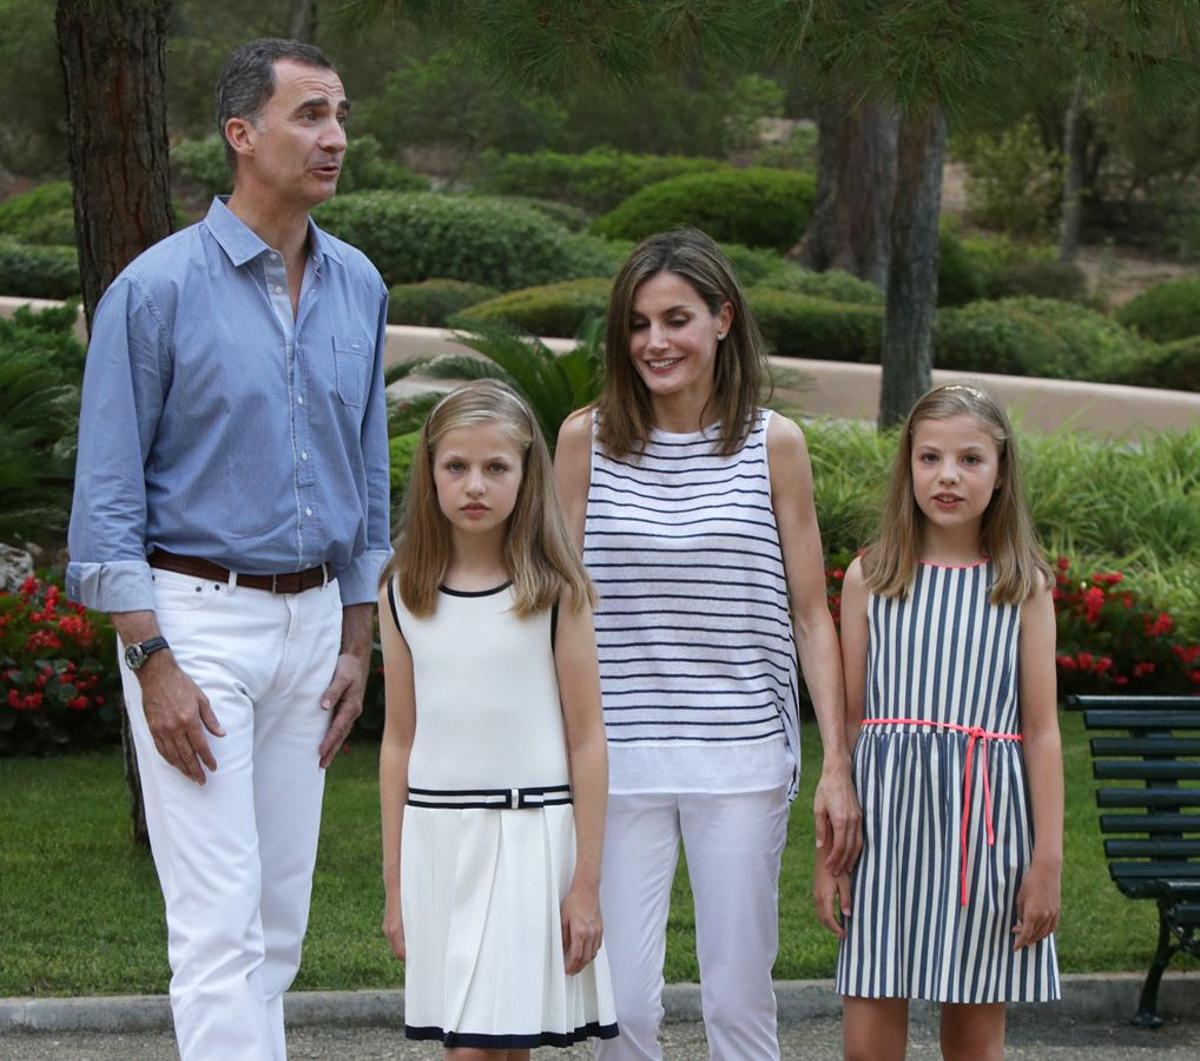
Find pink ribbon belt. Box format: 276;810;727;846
860;718;1023;906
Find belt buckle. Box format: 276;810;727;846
511;788;521;809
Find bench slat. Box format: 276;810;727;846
1081;710;1200;731
1091;737;1200;756
1104;840;1200;858
1096;789;1200;808
1175;904;1200;927
1101;813;1200;834
1094;761;1200;780
1110;861;1200;880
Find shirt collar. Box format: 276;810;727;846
204;196;343;271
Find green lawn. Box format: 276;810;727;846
1;714;1195;996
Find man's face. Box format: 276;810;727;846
230;59;348;209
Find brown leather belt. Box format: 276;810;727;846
149;550;329;594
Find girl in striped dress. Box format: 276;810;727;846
820;384;1063;1060
556;228;859;1060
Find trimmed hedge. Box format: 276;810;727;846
490;196;591;232
314;192;620;291
478;148;723;214
388;279;498;327
592;168;816;253
748;289;883;362
0;238;80;300
1107;334;1200;392
459;278;612;337
934;297;1148;381
0;182;74;243
1115;275;1200;343
757;265;885;305
937;229;1081;307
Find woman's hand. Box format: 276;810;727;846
382;889;405;961
1012;859;1060;950
812;856;852;940
561;882;603;975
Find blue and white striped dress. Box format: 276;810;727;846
836;561;1060;1002
584;410;800;798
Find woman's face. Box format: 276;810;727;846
627;271;733;410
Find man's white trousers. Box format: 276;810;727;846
594;787;790;1061
119;569;342;1061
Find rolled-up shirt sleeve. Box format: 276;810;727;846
335;281;392;605
66;277;168;612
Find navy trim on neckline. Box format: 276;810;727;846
439;581;512;598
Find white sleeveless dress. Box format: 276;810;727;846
387;579;619;1048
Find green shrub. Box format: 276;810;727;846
935;297;1148;381
748;289;883;362
171;136;230;198
459;278;612;337
0;238;80;299
490;196;591;232
388;278;499;327
0;182;73;242
314;192;619;291
937;226;989;306
592;168;816;253
715;243;788;287
478;148;723;214
1115;275;1200;343
1106;334;1200;392
987;258;1089;303
959;116;1064;239
757;264;885;305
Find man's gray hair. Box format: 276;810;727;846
215;38;335;170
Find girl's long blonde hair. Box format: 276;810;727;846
862;382;1050;605
598;226;768;457
380;380;595;617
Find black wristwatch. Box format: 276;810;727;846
124;636;170;672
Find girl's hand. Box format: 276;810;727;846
560;883;603;975
1012;860;1060;950
382;890;405;960
812;857;852;939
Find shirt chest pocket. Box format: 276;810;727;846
332;335;371;407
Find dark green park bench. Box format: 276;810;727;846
1067;694;1200;1027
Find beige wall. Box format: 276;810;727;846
4;295;1196;437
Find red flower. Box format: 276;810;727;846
67;696;89;711
6;689;20;708
1145;612;1174;638
1133;661;1157;678
1056;556;1070;571
18;575;38;597
1083;587;1105;624
833;568;845;581
1076;652;1094;670
1173;645;1200;666
1094;656;1114;674
1114;676;1130;686
1056;655;1078;671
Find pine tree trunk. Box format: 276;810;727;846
291;0;318;42
795;101;898;288
879;106;946;429
56;0;175;846
1059;78;1086;264
55;0;175;336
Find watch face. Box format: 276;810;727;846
124;643;145;671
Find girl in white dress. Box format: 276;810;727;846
378;380;618;1058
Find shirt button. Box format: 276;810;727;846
271;253;280;262
274;285;284;294
296;395;304;406
305;507;313;517
301;451;309;461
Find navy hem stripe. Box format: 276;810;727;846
406;1021;620;1047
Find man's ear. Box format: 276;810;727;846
224;116;255;161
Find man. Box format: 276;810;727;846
66;38;389;1060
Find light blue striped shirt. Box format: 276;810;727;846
67;197;390;611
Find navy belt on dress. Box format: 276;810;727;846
407;784;572;810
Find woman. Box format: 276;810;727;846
555;227;860;1060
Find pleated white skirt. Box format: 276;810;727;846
401;802;619;1048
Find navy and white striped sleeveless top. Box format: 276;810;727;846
584;410;799;797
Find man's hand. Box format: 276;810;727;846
318;651;365;767
560;883;603;975
813;758;862;876
139;653;224;785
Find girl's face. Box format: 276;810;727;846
432;421;524;539
628;271;732;409
910;414;1002;532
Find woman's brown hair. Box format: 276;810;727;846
380;380;595;617
862;382;1051;605
598;226;768;457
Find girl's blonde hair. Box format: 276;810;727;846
598;226;768;457
381;380;595;617
862;382;1050;605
